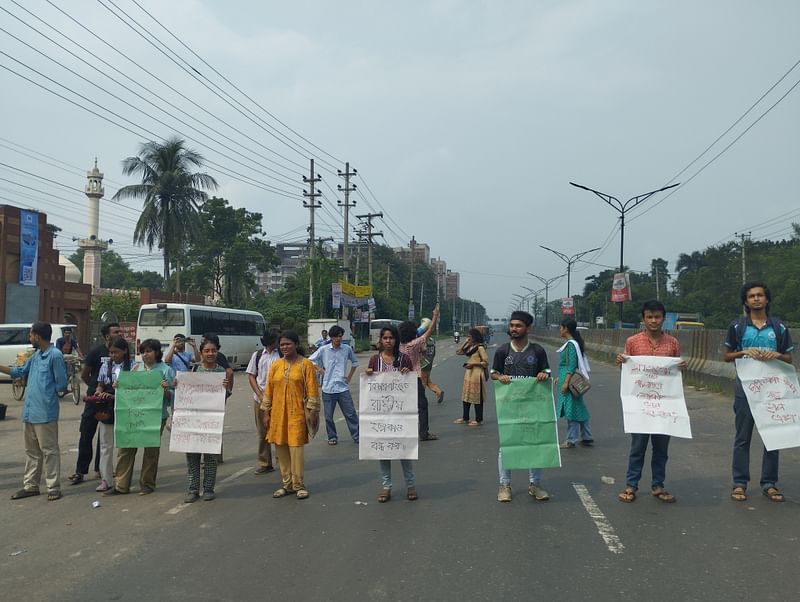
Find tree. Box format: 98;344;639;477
112;137;218;291
68;248;164;290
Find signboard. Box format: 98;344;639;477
169;372;227;454
331;282;342;309
408;301;415;320
620;356;691;438
119;322;137;344
19;210;39;286
495;378;561;469
611;272;631;303
359;371;418;460
561;297;575;315
736;358;800;451
114;371;165;448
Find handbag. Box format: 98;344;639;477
84;394;115;424
568;370;591;396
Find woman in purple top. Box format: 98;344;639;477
365;326;416;503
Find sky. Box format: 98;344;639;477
0;0;798;319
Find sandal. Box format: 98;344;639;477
453;418;467;424
406;487;418;501
327;439;338;446
651;488;676;503
559;442;576;449
762;487;785;502
10;488;40;500
730;486;747;502
68;473;84;485
468;420;480;426
618;487;636;503
377;489;391;503
272;487;295;498
47;490;62;501
296;489;309;500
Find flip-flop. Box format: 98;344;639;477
327;439;338;446
272;487;295;498
618;487;636;503
296;489;309;500
762;487;785;502
730;486;747;502
651;488;676;503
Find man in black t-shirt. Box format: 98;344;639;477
490;311;551;503
68;322;121;485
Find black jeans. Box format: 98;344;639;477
75;407;100;475
417;378;431;438
462;401;484;422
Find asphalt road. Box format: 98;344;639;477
1;334;798;602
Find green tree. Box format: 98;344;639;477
68;248;164;290
91;291;141;322
112;137;218;291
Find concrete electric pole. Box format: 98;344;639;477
303;159;322;312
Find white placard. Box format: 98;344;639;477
620;356;692;438
358;371;418;460
169;372;227;454
735;358;800;451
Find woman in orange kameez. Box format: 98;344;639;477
261;331;320;499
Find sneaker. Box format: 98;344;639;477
95;480;111;492
202;490;216;501
528;484;550;501
184;491;200;504
497;485;512;502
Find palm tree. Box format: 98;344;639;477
113;137;218;291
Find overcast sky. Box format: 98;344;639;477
1;0;798;318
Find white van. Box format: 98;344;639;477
0;323;77;381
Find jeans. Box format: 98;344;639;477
625;433;670;490
498;450;542;485
417;378;431;438
732;392;779;489
75;410;100;475
379;460;415;489
322;390;359;442
565;420;593;444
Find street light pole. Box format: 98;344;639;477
569;181;680;323
539;245;601;297
527;272;565;328
521;285;544;326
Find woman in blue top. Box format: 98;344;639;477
556;319;593;448
104;338;174;496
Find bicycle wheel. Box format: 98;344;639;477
12;379;25;401
71;372;82;405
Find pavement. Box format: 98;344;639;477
1;335;798;602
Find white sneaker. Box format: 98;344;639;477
528;483;549;501
497;485;512;502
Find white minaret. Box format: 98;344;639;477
78;159;107;290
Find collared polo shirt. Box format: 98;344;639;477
11;345;68;424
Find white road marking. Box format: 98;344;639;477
572;482;625;554
165;466;252;515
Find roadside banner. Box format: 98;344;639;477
359;371;418;460
620;356;691;438
561;297;575;315
495;378;561;469
114;371;165;448
169;372;227;454
611;272;631;302
331;282;342;309
19;210;39;286
735;358;800;451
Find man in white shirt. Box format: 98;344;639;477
246;329;280;474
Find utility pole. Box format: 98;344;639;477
337;163;357;280
655;264;660;301
303;159;322;312
570;181;680;324
355;212;383;291
316;237;334;318
736;232;751;285
409;236;416;320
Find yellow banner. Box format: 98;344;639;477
339;280;372;298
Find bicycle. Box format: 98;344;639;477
62;355;83;405
11;376;26;401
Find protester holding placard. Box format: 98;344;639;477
93;337;134;493
616;300;685;504
398;303;440;441
491;310;552;503
261;331;320;500
454;328;488;426
556;318;593;448
365;325;416;502
183;339;230;503
723;281;794;503
105;339;174;496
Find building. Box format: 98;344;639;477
393;241;431;265
0;205;92;343
445;269;460;300
258;240;337;293
430;257;448;298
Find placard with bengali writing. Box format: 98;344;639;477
358;371;418;460
736;358;800;451
620;356;691;438
114;371;165;448
169;372;227;454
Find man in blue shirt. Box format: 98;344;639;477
164;333;198;372
309;325;359;445
724;281;794;503
0;322;68;501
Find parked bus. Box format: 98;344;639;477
368;318;403;349
136;303;266;369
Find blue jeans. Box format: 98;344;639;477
625;433;670;490
732;392;779;489
379;460;415;489
322;390;359;442
566;420;593;444
497;450;542;485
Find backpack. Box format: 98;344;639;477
730;316;790;353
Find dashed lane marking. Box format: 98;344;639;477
572;482;625;554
